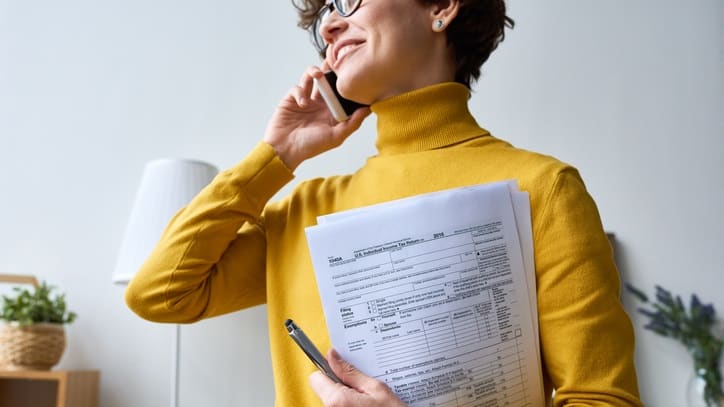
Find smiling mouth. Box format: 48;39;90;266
334;42;363;67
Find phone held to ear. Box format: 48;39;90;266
313;71;368;122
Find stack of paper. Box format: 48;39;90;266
306;181;544;406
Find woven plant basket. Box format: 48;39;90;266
0;274;68;370
0;322;66;370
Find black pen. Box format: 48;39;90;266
285;319;344;384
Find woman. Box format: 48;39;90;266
125;0;644;406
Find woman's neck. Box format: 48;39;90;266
370;82;486;156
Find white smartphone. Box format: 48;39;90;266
313;71;367;121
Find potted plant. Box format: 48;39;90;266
0;276;77;370
627;284;723;407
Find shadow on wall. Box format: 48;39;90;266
606;232;637;310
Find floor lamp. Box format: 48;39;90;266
112;158;218;407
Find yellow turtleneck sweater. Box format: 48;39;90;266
126;83;642;407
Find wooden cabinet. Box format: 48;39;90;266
0;370;99;407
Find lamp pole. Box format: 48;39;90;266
112;158;218;407
171;324;180;407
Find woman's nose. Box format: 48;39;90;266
319;11;346;48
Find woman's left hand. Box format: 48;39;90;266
309;349;406;407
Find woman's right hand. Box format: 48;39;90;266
262;66;371;171
310;349;407;407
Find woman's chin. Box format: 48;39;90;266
341;84;378;106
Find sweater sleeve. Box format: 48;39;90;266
534;168;643;406
125;142;295;323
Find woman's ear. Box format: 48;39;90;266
429;0;460;32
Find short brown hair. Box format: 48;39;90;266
292;0;514;88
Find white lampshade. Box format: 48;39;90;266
112;159;218;284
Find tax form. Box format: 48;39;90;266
306;182;545;407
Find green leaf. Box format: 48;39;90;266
0;280;76;325
625;283;649;303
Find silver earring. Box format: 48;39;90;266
435;19;445;30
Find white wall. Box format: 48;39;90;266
1;1;722;406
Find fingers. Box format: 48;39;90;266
291;66;325;107
328;107;370;145
344;107;372;130
309;371;348;405
311;349;406;407
327;348;378;391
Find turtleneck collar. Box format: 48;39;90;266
370;82;487;156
